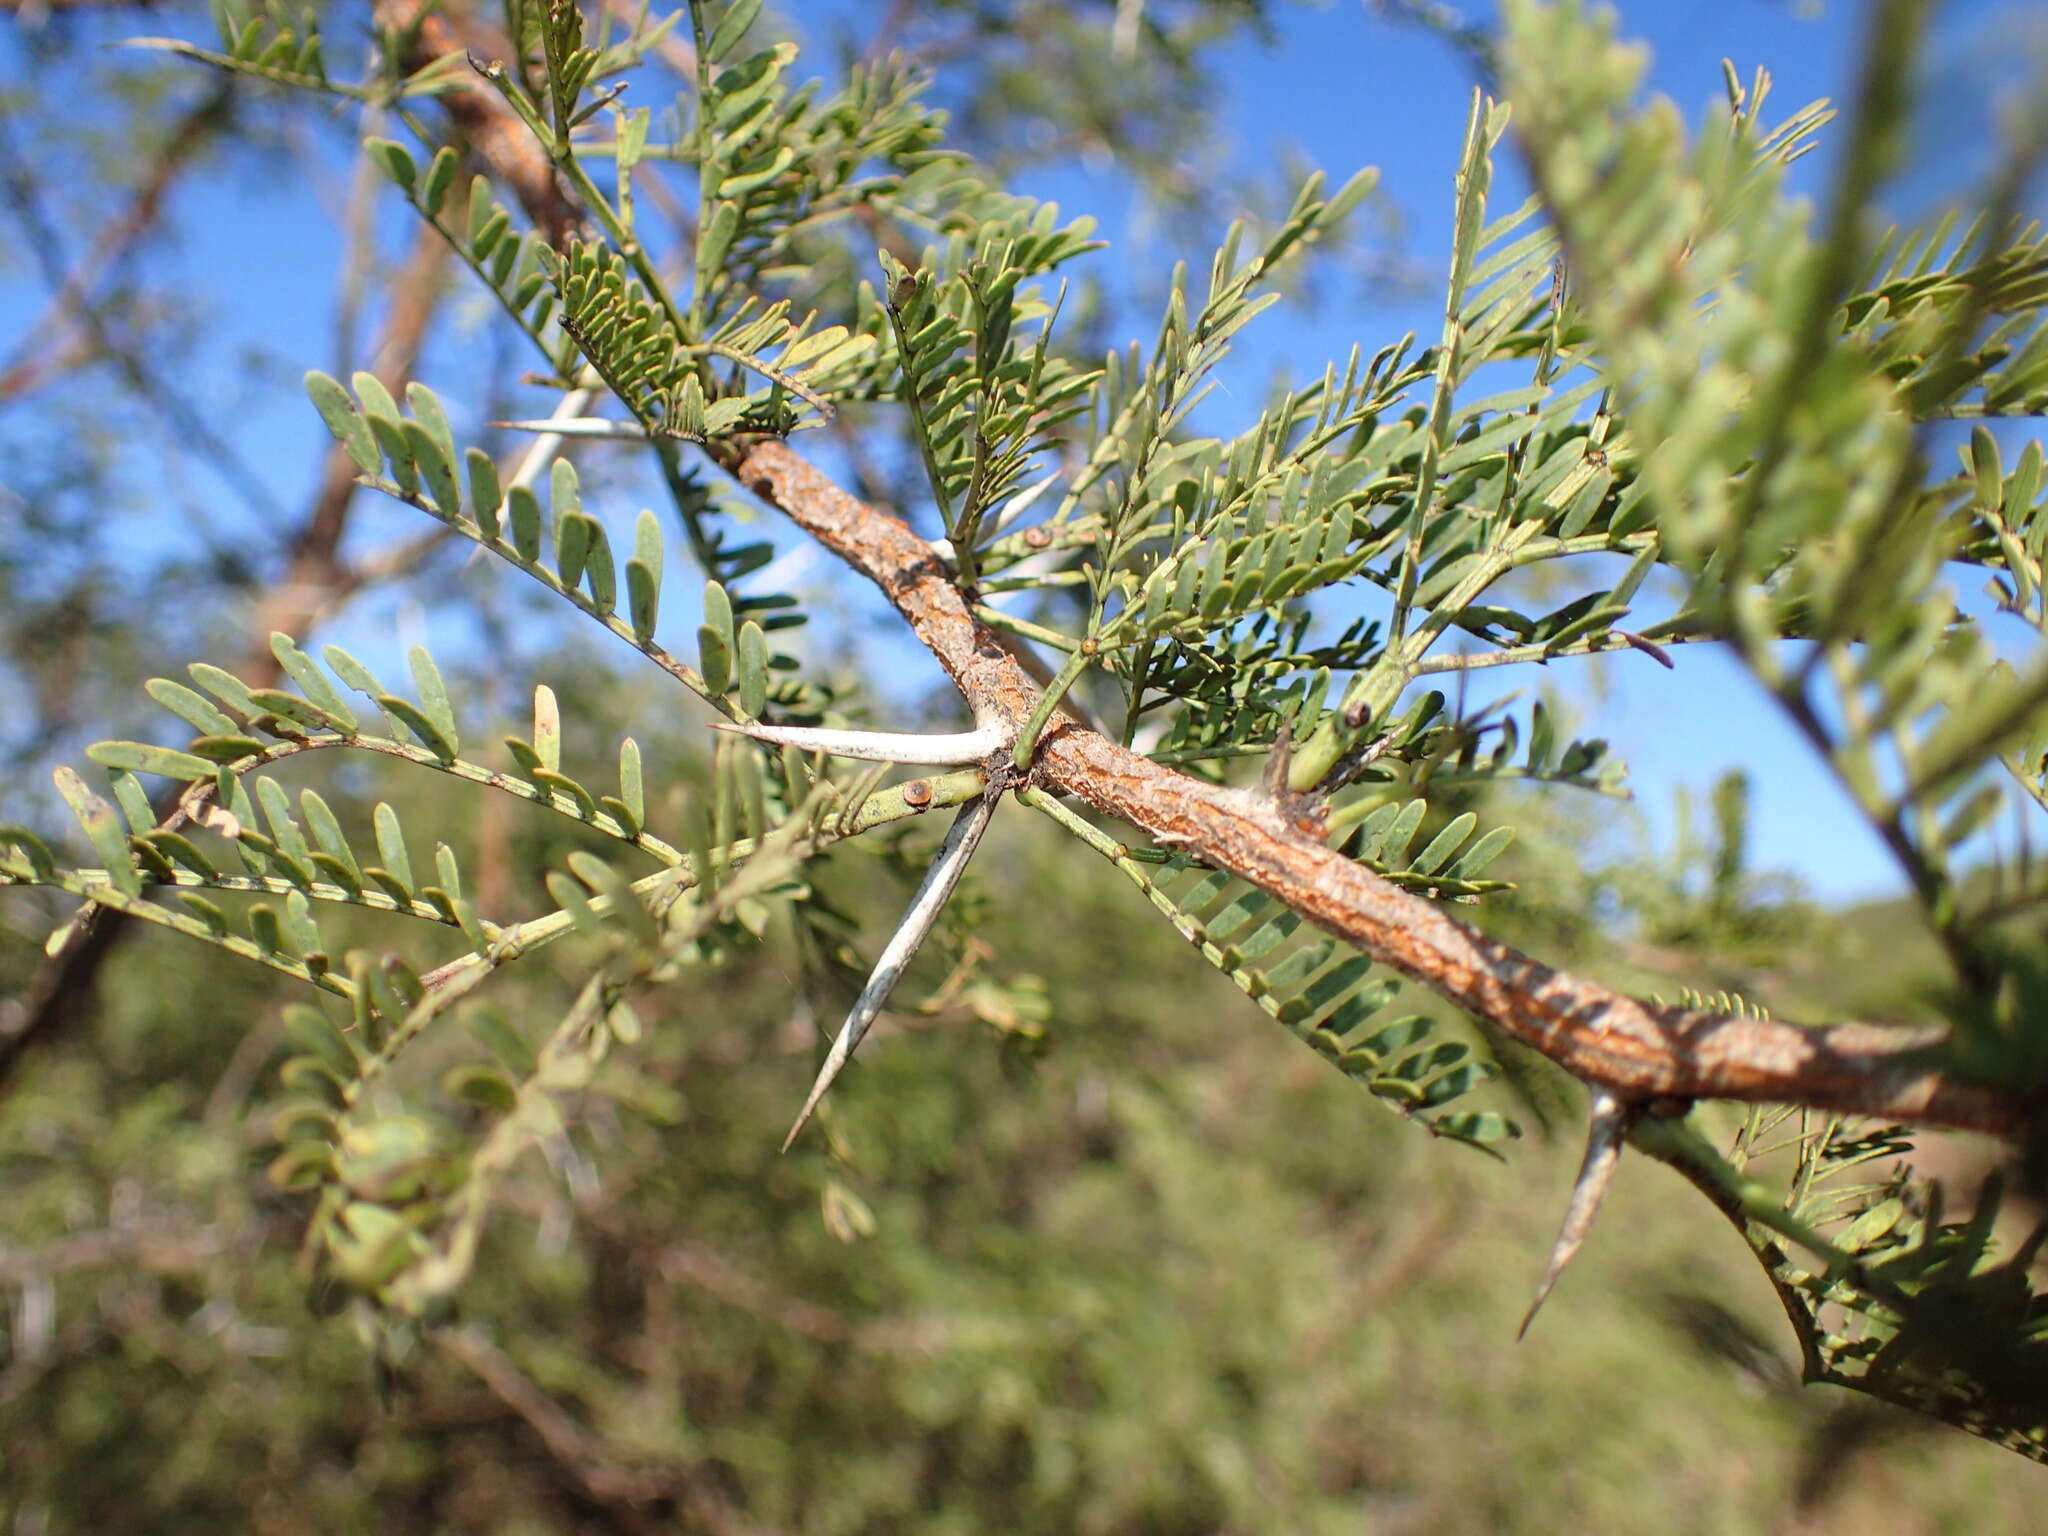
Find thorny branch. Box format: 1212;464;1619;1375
724;436;2032;1140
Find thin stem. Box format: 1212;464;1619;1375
1016;782;1121;858
1413;627;1690;675
422;768;989;994
362;472;728;711
972;605;1084;653
1012;643;1096;767
884;295;958;535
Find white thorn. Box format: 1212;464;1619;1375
505;388;596;491
490;416;653;441
1520;1089;1632;1339
783;793;1000;1150
709;719;1007;765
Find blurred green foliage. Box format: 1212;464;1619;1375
2;658;2042;1531
5;0;2048;1525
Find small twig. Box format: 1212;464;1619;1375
929;469;1061;563
656;1240;957;1353
1012;642;1097;768
436;1326;736;1519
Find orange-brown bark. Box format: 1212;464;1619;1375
730;437;2028;1139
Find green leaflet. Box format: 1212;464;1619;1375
55;765;139;895
85;741;215;782
627;508;664;641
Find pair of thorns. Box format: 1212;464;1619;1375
709;711;1624;1336
707;714;1020;1152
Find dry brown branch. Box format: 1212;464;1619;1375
374;0;583;245
723;437;2032;1140
0;81;232;402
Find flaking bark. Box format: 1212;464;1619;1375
728;435;2029;1140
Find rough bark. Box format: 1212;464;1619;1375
728;436;2030;1140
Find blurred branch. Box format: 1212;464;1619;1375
0;1223;233;1283
0;91;285;520
373;0;583;245
0;81;233;399
0;0;169;13
436;1326;754;1530
660;1240;955;1352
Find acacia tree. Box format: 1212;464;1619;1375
6;0;2048;1468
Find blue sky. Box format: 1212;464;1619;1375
2;0;2043;902
986;0;2044;905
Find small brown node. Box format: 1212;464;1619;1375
747;476;775;499
903;779;933;809
1023;526;1052;550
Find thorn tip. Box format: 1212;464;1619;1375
1520;1089;1633;1339
781;1046;846;1152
